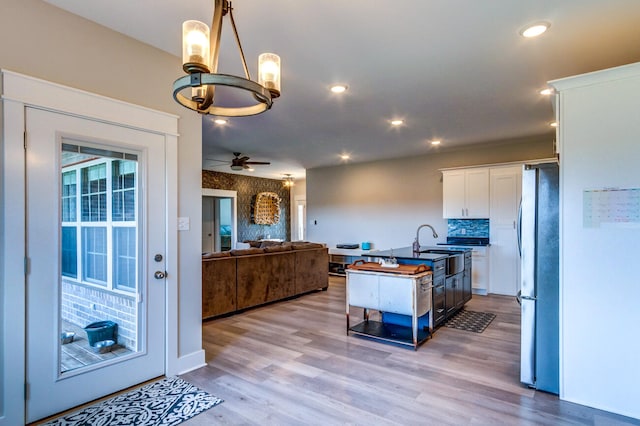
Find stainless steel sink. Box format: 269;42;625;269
420;249;464;275
420;249;464;254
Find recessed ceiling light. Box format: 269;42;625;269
390;119;404;126
213;118;227;125
340;154;350;160
330;84;348;93
539;88;553;96
520;22;550;38
431;140;441;146
550;121;558;127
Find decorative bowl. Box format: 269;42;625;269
60;331;75;344
92;339;115;354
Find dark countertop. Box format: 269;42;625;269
366;246;470;261
437;243;490;247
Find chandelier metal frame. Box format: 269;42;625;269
172;0;279;116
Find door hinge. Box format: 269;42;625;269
23;131;27;149
24;382;29;400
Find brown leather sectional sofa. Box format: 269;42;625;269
202;242;329;319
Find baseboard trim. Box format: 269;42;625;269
177;349;206;375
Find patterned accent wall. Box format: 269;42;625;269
202;170;291;242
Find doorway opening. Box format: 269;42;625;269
293;196;306;241
202;189;238;252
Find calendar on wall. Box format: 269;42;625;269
583;187;640;228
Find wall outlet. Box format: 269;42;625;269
460;228;466;235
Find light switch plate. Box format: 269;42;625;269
177;217;190;231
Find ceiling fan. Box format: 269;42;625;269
230;152;270;171
204;152;271;171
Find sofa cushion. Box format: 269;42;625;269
292;242;325;250
264;244;292;253
202;251;231;259
230;247;265;256
260;240;282;248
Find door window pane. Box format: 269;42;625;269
62;171;77;222
61;227;77;278
82;227;107;284
112;160;136;222
81;164;107;222
113;227;136;291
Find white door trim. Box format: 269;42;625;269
0;70;179;426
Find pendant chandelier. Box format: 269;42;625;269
172;0;281;117
282;174;295;187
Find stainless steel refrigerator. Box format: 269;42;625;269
517;162;559;394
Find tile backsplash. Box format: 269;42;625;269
447;219;489;238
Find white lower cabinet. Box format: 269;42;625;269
471;247;489;294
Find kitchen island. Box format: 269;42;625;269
365;246;472;328
346;263;433;349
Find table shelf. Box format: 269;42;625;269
349;320;430;349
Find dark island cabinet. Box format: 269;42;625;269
431;259;447;327
445;272;464;316
432;274;446;326
462;251;472;303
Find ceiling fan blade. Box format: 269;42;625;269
244;161;271;165
237;156;250;162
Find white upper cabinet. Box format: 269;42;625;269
442;168;489;218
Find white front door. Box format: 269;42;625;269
25;107;166;422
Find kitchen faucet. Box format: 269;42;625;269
415;224;439;251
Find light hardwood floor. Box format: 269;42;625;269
182;276;638;425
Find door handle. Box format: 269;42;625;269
154;271;167;279
517;198;523;256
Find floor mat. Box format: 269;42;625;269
444;310;496;333
43;376;223;426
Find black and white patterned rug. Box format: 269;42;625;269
444;310;496;333
43;376;223;426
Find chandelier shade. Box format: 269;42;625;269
173;0;281;116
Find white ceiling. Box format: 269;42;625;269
44;0;640;179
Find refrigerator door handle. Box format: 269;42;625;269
517;198;523;257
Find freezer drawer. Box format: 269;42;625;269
520;297;535;387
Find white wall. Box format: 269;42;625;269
0;1;203;423
552;63;640;419
307;138;553;251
